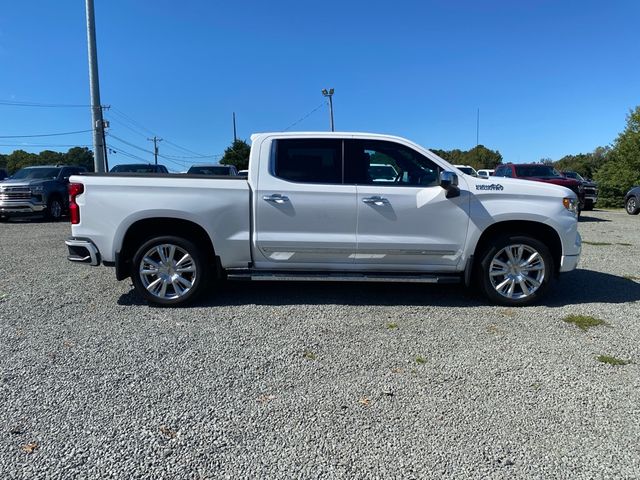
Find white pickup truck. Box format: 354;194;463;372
65;132;581;306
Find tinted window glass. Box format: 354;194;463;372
344;140;440;187
274;139;342;184
494;166;511;177
188;166;233;175
11;167;61;179
514;165;562;178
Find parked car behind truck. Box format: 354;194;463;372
625;186;640;215
65;132;581;307
562;171;598;210
0;165;86;221
494;163;585;213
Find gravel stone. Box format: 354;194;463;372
0;210;639;479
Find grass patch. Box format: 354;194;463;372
582;241;612;246
415;356;426;365
597;355;630;366
386;322;398;330
563;314;608;331
302;350;317;361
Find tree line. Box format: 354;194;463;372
541;106;640;207
0;147;95;173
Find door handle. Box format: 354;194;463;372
263;193;289;204
362;196;390;206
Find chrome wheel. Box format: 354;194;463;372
138;243;197;300
627;197;638;214
489;244;545;300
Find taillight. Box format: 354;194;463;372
69;183;84;225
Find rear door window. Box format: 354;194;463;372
274;139;342;184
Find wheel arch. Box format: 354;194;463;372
115;217;219;280
472;220;563;276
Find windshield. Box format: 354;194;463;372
457;167;477;177
515;165;563;178
11;167;60;180
563;171;584;181
188;166;232;175
111;164;158;173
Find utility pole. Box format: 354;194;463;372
85;0;107;173
232;112;237;142
321;88;335;131
147;136;162;165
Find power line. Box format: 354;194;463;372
0;100;91;108
107;134;156;155
110;108;211;157
283;102;325;131
0;143;93;148
0;129;93;139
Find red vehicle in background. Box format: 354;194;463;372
493;163;585;213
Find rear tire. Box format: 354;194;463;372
131;235;210;306
626;197;639;215
583;200;594;211
476;234;554;306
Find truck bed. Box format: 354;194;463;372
70;173;251;267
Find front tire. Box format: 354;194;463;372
131;236;209;306
477;235;553;306
46;197;63;221
626;197;639;215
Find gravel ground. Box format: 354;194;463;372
1;210;639;479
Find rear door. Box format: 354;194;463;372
345;139;470;271
253;138;357;268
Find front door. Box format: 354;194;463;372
344;139;470;271
253;138;357;268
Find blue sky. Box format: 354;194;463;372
1;0;639;170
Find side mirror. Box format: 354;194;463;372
440;171;460;198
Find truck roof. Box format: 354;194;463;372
250;131;413;143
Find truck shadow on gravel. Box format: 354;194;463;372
117;269;640;308
578;215;611;223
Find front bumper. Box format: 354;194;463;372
65;237;101;266
559;232;581;273
0;200;47;215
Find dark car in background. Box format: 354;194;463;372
110;164;169;174
625;186;640;215
562;170;598;210
0;165;86;221
0;168;8;181
494;163;585;213
187;165;238;176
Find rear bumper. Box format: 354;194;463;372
65;237;101;266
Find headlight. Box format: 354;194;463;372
30;186;44;194
563;197;578;215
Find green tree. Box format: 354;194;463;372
6;150;40;173
553;147;610;179
594;106;640;207
0;153;7;170
431;145;502;170
219;139;251;170
64;147;94;171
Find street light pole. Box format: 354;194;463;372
321;88;335;132
85;0;107;173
